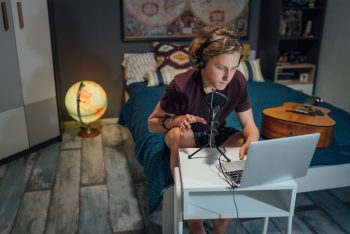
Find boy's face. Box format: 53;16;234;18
201;52;241;91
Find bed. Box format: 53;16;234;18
118;50;350;231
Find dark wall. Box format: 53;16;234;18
50;0;261;121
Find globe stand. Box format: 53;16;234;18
78;124;100;138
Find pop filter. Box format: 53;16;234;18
205;91;228;107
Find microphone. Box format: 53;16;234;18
187;90;230;162
205;90;227;107
205;91;228;147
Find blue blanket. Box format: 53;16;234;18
119;81;350;213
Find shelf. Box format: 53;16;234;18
186;190;292;219
275;63;315;84
279;36;318;40
258;0;326;88
276;80;313;85
276;63;316;69
282;7;322;10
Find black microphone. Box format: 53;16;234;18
205;91;228;147
205;91;228;107
187;90;230;161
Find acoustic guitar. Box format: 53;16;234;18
261;97;336;148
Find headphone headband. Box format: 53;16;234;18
195;34;242;69
196;35;229;57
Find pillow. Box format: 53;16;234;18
143;67;190;87
152;42;191;70
238;59;264;82
122;53;142;59
241;44;251;61
122;53;156;86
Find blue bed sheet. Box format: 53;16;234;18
119;81;350;214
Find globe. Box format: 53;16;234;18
65;80;107;125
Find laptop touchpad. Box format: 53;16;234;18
221;160;246;172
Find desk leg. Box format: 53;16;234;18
262;217;269;234
287;216;293;234
174;167;183;234
287;188;297;234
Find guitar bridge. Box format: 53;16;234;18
287;109;324;116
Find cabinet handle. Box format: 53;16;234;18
16;1;23;29
1;2;9;31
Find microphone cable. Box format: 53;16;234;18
209;91;214;148
216;147;241;234
208;90;241;231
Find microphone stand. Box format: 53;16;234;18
188;96;231;162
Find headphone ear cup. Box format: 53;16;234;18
197;57;205;69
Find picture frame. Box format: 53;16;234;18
121;0;250;42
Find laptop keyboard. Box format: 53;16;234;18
225;170;243;184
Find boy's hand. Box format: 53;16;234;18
175;114;206;133
239;143;249;160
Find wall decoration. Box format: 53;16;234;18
121;0;250;41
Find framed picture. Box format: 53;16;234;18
121;0;250;41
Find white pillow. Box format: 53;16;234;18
238;59;264;82
122;53;156;86
143;67;190;87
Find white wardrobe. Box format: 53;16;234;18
0;0;60;160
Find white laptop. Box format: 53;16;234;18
219;133;320;187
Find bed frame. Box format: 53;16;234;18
296;163;350;192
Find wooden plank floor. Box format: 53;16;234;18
0;121;349;234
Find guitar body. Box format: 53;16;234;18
261;102;336;148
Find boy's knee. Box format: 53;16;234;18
165;127;181;148
165;128;195;148
179;130;195;148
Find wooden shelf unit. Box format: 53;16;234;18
275;63;316;84
258;0;327;95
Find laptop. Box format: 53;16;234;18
219;133;320;187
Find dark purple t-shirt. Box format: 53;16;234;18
160;69;251;132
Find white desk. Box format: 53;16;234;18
174;147;297;234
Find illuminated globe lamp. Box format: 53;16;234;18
65;80;107;137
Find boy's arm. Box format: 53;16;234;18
236;108;259;159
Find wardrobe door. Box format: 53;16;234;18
0;0;23;112
25;98;59;146
10;0;60;146
10;0;56;104
0;108;29;160
0;0;28;159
